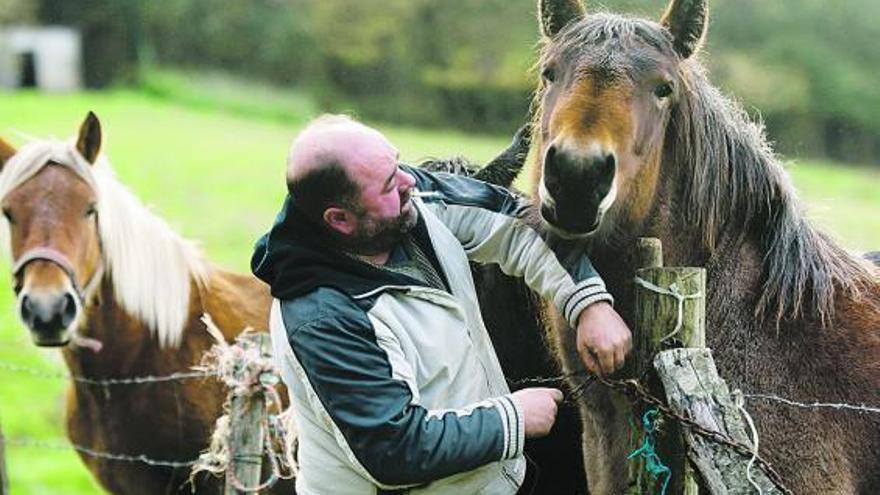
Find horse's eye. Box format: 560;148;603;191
2;207;13;225
85;204;97;217
542;66;556;83
653;82;674;99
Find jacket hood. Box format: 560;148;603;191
251;195;421;300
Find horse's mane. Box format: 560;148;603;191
0;139;207;348
532;13;877;327
671;59;877;326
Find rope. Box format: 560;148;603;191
733;390;763;494
189;315;297;492
633;276;702;343
626;408;671;495
0;359;217;385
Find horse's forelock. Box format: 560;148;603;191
541;14;676;72
0;140;92;261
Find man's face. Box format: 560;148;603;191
345;136;418;254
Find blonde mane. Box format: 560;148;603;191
0;139;207;348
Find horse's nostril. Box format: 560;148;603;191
545;145;557;164
20;294;34;325
543;145;561;190
604;153;616;173
60;292;77;327
599;153;617;183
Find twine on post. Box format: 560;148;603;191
634;276;703;344
732;390;763;495
189;315;297;492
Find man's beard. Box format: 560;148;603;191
344;202;418;256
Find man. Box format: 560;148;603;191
251;115;632;494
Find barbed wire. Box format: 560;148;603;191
0;359;217;385
510;372;880;417
6;436;198;468
743;393;880;415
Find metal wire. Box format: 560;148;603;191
6;437;197;468
0;359;217;385
743;393;880;415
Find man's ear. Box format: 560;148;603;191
323;207;357;236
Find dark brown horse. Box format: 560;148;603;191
0;113;283;494
532;0;880;493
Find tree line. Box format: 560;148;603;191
16;0;880;164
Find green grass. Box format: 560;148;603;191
0;88;877;494
787;160;880;251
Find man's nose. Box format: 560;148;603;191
400;170;416;190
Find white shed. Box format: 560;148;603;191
0;26;82;92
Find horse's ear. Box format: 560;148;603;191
660;0;708;59
475;124;531;188
538;0;585;38
0;137;15;170
76;111;102;164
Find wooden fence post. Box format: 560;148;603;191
224;333;272;495
654;348;783;494
0;413;8;495
627;237;704;494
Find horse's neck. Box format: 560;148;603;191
61;277;202;380
587;208;764;328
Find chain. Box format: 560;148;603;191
0;359;217;385
6;437;197;468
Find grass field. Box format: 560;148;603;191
0;89;877;494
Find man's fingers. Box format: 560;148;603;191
580;347;600;375
598;350;614;376
615;346;627;372
549;388;564;403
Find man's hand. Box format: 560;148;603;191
511;387;563;438
576;301;632;376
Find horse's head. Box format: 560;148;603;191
1;112;104;346
533;0;707;239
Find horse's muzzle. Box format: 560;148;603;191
541;145;616;234
19;291;77;345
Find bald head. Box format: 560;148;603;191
285;114;399;223
287;114;396;182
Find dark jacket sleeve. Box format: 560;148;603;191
280;290;523;488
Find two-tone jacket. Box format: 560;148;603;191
251;166;613;494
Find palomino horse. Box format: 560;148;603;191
0;113;283;494
532;0;880;493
